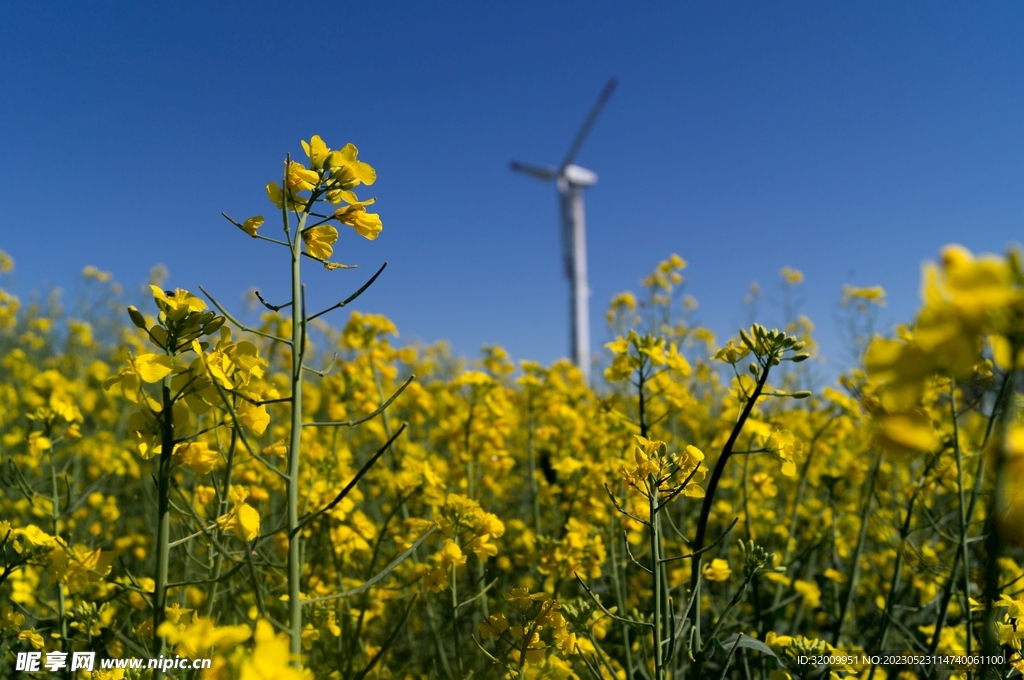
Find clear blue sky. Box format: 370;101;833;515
2;3;1022;374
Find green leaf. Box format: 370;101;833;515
720;634;786;668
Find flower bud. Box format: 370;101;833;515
739;328;756;352
792;390;812;399
127;306;147;329
203;316;226;335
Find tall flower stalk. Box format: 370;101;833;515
214;135;409;660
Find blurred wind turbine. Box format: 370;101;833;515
510;78;617;385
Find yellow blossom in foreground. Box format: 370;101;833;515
236;399;270;435
216;502;261;541
506;586;548;610
158;615;251;657
439;540;467;570
326;143;376;190
301;134;330;170
240;620;311;680
874;410;937;457
18;629;45;650
172;441;219;475
12;525;55;553
51;543;115;594
334;197;383;241
998;426;1024;544
479;613;509;640
302;225;339;260
150;285;208;317
241;216;264;237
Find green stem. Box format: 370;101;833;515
689;360;771;677
742;454;765;639
153;366;176;673
649;475;664;679
707;573;755;643
287;206;309;662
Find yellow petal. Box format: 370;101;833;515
134;354;173;383
236;503;260;541
237;401;270;435
303;135;330;169
302;225;339;260
351;212;382;240
266;182;283;208
241;216;264;237
336;143;358;163
351;159;376;186
876;410;937;456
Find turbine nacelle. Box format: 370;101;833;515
509;162;597;188
561;164;597;187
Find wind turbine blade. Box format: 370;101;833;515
509;161;559;181
560;77;618;170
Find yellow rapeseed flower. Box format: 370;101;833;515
172;441;220;475
302;225;339;260
478;613;509;640
241;216;264;237
334;198;383;241
326;143;376;190
240;620;310;680
702;558;732;582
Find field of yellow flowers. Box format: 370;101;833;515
2;136;1023;680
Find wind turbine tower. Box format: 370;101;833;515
510;78;617;385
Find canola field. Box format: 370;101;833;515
1;136;1023;680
